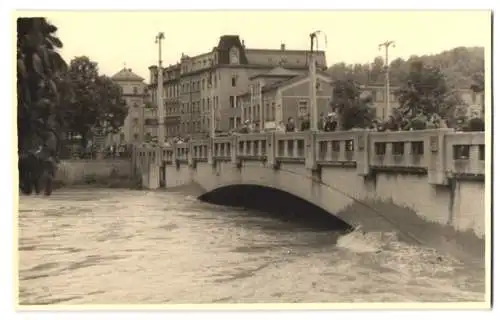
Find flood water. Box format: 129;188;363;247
18;188;486;305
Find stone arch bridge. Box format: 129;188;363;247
133;129;486;255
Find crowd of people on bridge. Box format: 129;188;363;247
231;110;484;135
137;109;484;148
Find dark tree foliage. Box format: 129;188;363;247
393;60;464;128
62;56;128;147
331;79;375;130
327;46;484;89
17;17;68;153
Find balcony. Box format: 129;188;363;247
165;116;181;124
144;119;159;126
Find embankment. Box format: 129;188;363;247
54;159;139;189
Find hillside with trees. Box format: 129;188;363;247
326;46;485;90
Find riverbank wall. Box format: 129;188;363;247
54;159;136;188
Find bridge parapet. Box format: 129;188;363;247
445;132;485;179
133;130;486;186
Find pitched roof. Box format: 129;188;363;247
261;70;332;93
216;35;249;64
249;66;301;80
111;68;144;82
238;71;332;98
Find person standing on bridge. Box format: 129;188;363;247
324;112;338;132
285;117;296;132
301;114;311;131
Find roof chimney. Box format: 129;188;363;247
242;39;245;48
280;43;286;51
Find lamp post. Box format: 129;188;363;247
155;32;165;144
378;40;395;121
309;30;327;131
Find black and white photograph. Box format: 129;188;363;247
6;5;493;316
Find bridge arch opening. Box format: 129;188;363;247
198;184;352;232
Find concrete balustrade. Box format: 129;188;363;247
134;130;486;187
237;133;268;160
275;132;306;161
191;140;209;162
316;131;358;165
212;136;233;161
445;132;485;178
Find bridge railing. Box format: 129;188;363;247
315;131;359;166
191;140;209;162
275;132;307;162
367;129;446;173
236;133;268;160
213;136;233;161
134;130;486;184
444;132;485;178
175;144;190;163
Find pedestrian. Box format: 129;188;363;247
285;117;296;132
301;114;311;131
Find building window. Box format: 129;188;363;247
202;79;205;90
133;87;138;94
133;133;139;141
231;76;237;87
230;48;239;64
472;92;477;104
134;103;138;108
230;96;236;108
298;100;308;117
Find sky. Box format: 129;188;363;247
21;10;491;81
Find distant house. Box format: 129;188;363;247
109;67;149;146
237;66;334;130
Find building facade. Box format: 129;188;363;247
147;35;327;140
359;84;398;121
109;68;149;145
238;67;334;130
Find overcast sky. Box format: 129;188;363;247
25;10;491;81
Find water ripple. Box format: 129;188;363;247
18;188;485;305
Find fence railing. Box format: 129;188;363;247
132;130;486;183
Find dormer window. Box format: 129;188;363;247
230;47;239;64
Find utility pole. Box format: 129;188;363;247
308;30;326;131
155;32;165;144
378;40;395;121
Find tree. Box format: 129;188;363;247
394;60;463;123
330;79;375;130
62;56;127;147
17;17;68;153
326;46;484;90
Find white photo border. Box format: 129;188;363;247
1;1;497;319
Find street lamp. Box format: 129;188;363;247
155;32;165;144
309;30;327;131
378;40;395;121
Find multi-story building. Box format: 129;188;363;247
109;67;149;145
147;35;326;140
359;83;398;121
238;66;334;130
